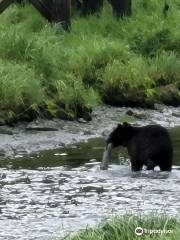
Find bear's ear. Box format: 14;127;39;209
123;122;131;127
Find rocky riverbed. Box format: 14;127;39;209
0;104;180;158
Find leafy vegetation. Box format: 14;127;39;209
62;215;180;240
0;0;180;124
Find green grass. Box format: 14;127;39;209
0;0;180;123
61;215;180;240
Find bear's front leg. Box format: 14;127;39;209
131;159;143;172
146;159;155;170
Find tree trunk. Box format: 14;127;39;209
71;0;82;10
71;0;82;15
43;0;53;12
108;0;132;18
51;0;71;31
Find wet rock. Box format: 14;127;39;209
50;187;60;193
25;127;58;131
29;200;37;205
154;104;166;112
0;127;13;135
89;159;97;162
71;199;79;205
77;118;88;123
65;195;72;200
15;176;31;184
6;214;19;220
47;202;59;208
126;110;147;119
83;130;94;135
58;178;68;184
80;185;104;194
59;173;71;178
18;205;26;209
0;173;6;179
10;190;21;194
57;109;74;121
126;109;134;116
26;119;60;131
0;198;7;205
62;210;69;214
102;129;111;137
42;177;55;184
172;112;180;118
25;176;31;184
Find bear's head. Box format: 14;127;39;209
106;122;133;148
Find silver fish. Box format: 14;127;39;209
100;143;113;170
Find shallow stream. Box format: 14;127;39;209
0;126;180;240
0;106;180;240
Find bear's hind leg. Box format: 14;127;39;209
131;159;143;172
146;159;155;171
160;165;172;171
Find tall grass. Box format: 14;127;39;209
62;215;180;240
0;0;180;123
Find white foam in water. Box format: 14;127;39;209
0;163;180;240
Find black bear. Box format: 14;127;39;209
101;122;173;171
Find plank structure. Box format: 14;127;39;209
0;0;14;14
0;0;70;30
29;0;51;21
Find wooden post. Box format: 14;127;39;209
71;0;81;9
81;0;104;16
0;0;14;14
29;0;52;21
16;0;24;4
51;0;71;31
0;0;71;31
108;0;132;18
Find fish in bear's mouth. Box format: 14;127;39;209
100;143;113;170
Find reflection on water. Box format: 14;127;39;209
0;127;180;240
0;127;179;170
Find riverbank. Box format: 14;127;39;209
0;1;180;124
0;105;180;158
62;215;180;240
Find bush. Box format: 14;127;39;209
0;1;179;123
63;214;180;240
0;60;44;122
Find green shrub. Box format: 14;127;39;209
0;60;44;111
0;0;179;122
101;56;154;106
149;51;180;86
63;214;180;240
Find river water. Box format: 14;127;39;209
0;126;180;240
